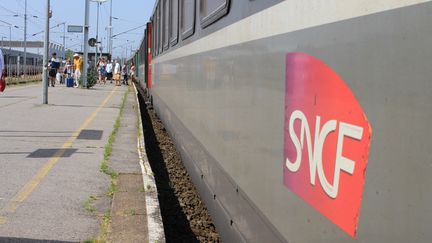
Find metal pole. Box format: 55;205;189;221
109;0;112;56
63;23;65;59
42;0;50;104
24;0;27;77
83;0;90;88
95;2;99;69
9;25;11;79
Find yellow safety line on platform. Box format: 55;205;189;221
0;86;119;224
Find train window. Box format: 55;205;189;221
158;4;163;54
154;6;158;56
152;10;157;56
163;0;169;51
180;0;195;40
154;10;158;56
152;13;155;56
199;0;230;28
169;0;179;46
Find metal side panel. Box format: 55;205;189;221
153;94;286;242
151;2;432;242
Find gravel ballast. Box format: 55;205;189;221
139;95;220;243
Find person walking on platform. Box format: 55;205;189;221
106;59;113;83
97;57;107;84
73;53;83;87
121;62;128;85
114;59;121;86
49;53;60;87
129;62;136;85
64;59;72;79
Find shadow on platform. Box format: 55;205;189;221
0;237;73;243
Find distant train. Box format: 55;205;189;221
131;1;432;242
0;48;43;76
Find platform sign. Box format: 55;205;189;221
67;25;83;33
283;53;372;237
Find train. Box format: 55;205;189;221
0;48;43;76
131;1;432;242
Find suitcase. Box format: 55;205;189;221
66;77;74;87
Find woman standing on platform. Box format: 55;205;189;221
113;59;121;86
129;62;136;84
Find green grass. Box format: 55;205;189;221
139;186;145;193
99;210;112;242
107;180;116;198
100;87;129;198
83;196;97;213
125;209;137;216
6;76;41;86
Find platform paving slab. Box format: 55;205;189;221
108;93;142;175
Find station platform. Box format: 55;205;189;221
0;83;164;242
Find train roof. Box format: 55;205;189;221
0;48;43;59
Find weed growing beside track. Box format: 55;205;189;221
100;87;129;194
93;87;130;242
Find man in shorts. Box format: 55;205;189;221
73;53;83;87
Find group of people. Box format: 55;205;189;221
97;57;135;86
48;52;136;87
48;52;83;88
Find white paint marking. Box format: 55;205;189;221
133;83;166;243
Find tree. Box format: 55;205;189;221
65;49;74;61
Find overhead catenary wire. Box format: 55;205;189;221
112;24;145;38
0;3;19;15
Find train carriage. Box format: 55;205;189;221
135;1;432;242
0;48;43;77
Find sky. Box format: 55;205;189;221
0;0;156;58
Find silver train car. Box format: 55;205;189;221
133;1;432;242
0;48;43;76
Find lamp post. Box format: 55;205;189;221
83;0;90;88
90;0;107;70
24;0;27;78
109;0;113;57
42;0;50;104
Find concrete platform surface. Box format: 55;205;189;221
0;83;128;242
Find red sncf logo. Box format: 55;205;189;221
283;53;372;237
